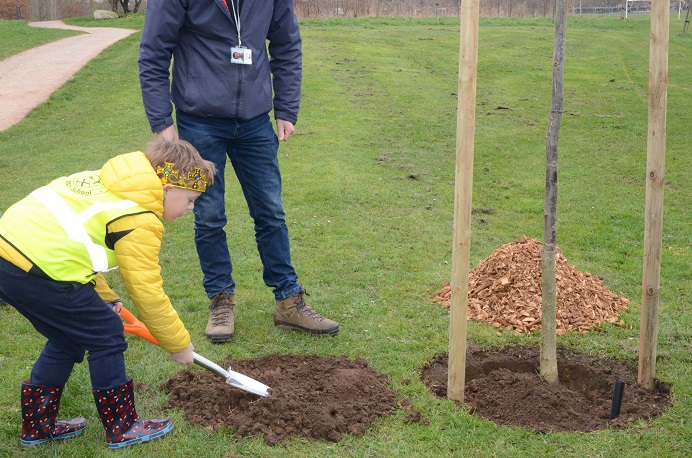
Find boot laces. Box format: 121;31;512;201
210;292;234;325
291;290;324;322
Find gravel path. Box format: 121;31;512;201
0;20;136;132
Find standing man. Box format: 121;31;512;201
138;0;339;343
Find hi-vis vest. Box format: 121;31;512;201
0;170;150;283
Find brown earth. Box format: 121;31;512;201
159;345;670;444
161;353;399;445
421;344;670;432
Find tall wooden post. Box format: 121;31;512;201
448;0;480;403
638;0;669;390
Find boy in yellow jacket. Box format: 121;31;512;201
0;140;215;449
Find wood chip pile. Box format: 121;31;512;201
432;237;630;334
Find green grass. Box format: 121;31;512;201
0;14;691;457
65;13;145;30
0;20;82;60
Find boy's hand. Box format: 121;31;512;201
106;301;123;313
170;343;194;365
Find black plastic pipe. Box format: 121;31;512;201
610;380;626;420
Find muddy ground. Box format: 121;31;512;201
162;353;398;445
160;346;669;444
421;344;669;433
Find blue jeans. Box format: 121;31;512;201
0;257;128;390
177;111;301;301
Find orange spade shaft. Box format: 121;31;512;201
118;306;159;345
117;306;271;397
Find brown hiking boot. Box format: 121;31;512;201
274;289;339;336
205;292;235;343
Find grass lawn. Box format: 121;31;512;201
0;14;690;457
0;20;81;60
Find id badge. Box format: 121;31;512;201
231;46;252;65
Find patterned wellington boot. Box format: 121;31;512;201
20;381;87;447
93;377;173;449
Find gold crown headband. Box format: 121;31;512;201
157;162;209;192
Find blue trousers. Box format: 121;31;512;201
0;257;128;390
177;111;302;301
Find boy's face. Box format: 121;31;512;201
162;185;202;221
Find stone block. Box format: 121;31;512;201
93;9;119;19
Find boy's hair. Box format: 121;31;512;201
146;139;216;190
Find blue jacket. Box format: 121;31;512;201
139;0;302;133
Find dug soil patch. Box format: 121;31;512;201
162;353;397;445
421;345;670;432
160;349;669;442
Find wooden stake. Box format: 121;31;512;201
448;0;480;403
638;0;669;390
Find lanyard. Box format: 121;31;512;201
221;0;242;47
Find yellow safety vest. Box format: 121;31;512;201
0;169;150;283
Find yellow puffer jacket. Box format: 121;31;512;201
0;152;190;354
100;152;191;353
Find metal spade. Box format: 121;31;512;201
118;306;271;398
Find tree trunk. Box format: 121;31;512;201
30;0;57;20
540;0;566;387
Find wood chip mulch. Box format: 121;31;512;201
431;237;630;335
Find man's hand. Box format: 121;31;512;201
276;119;295;142
156;125;179;141
170;343;194;365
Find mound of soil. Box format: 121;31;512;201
421;345;670;432
162;353;397;445
432;237;631;334
159;346;670;442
